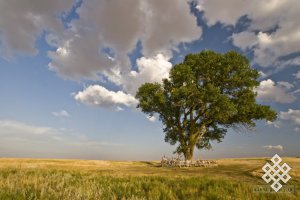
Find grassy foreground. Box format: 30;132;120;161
0;157;299;199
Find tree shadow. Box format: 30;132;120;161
139;161;161;168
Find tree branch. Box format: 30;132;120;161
194;102;208;123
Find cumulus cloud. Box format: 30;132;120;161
116;106;124;112
198;0;300;68
0;1;201;109
140;0;202;56
0;0;73;59
48;0;201;81
74;85;138;108
46;0;200;108
147;116;156;123
231;31;257;51
272;58;300;73
47;31;115;80
52;110;70;118
256;79;296;103
280;109;300;125
197;0;249;26
263;145;283;151
294;71;300;79
123;54;172;94
258;71;268;79
74;54;172;109
267;121;281;129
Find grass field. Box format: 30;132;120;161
0;157;299;199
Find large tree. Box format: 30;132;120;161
136;50;277;161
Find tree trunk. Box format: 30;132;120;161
183;144;195;161
182;126;207;161
181;128;205;161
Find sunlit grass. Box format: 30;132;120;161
0;157;299;199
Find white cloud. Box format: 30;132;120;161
0;120;121;159
0;0;200;82
280;109;300;125
52;110;70;118
258;71;268;79
47;31;115;80
231;31;257;51
0;0;73;59
46;0;200;109
0;1;200;109
266;58;300;75
123;54;172;94
294;127;300;132
140;0;202;56
74;85;138;108
116;106;124;112
263;145;283;151
292;89;300;94
197;0;249;26
267;121;281;129
0;120;58;136
74;54;172;109
198;0;300;68
47;0;201;81
147;116;156;123
256;79;296;103
294;71;300;79
277;81;294;89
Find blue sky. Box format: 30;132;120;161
0;0;299;160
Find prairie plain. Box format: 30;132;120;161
0;157;299;199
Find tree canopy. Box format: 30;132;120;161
136;50;277;160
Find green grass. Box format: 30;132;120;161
0;158;299;199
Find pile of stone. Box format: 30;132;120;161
160;155;217;167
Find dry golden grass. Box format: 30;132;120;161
0;157;299;199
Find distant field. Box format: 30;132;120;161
0;157;299;199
